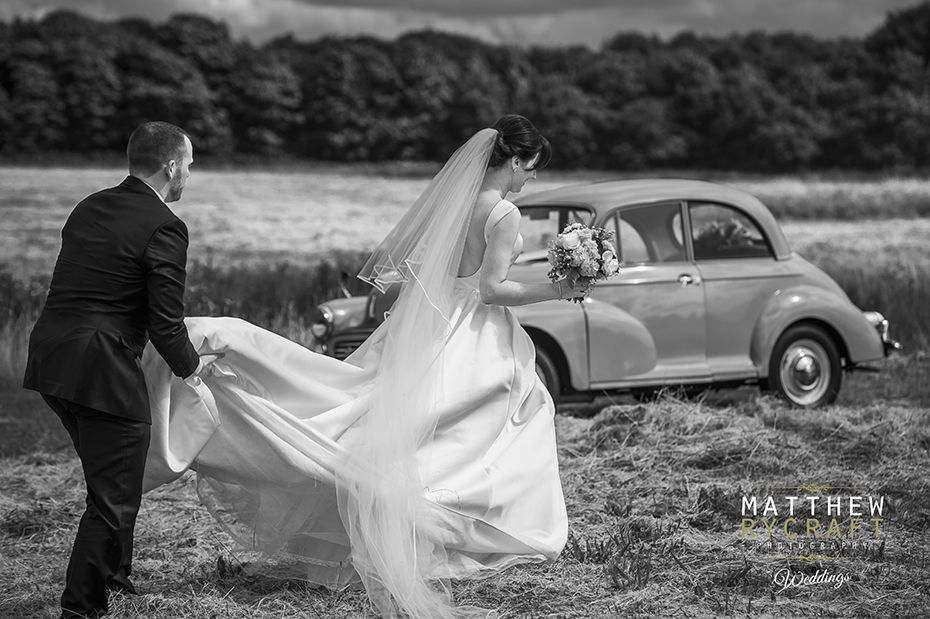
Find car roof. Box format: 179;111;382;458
512;178;792;259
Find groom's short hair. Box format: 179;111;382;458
127;122;190;176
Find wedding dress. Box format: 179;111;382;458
140;130;567;618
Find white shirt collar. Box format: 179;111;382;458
136;177;167;203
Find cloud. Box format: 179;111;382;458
654;0;918;38
0;0;918;48
289;0;643;16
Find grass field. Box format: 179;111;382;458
2;363;929;617
3;166;930;278
2;166;929;618
2;166;929;383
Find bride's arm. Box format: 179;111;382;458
479;210;582;306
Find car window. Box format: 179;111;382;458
689;202;773;260
518;206;593;254
604;202;686;264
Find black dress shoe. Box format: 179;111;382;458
108;580;139;595
108;572;139;595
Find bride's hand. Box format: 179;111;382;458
561;273;592;300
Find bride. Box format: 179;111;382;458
141;115;588;618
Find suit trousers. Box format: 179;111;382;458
42;394;150;618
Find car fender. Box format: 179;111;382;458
583;299;658;382
323;296;370;330
513;302;589;390
514;299;657;391
751;285;885;375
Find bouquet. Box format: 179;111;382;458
546;223;620;302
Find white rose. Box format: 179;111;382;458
560;231;581;249
605;259;620;276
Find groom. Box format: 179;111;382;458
23;121;213;619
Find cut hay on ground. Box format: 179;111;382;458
2;375;929;617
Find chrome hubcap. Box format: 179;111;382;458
779;339;830;406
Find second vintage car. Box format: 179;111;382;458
310;179;899;408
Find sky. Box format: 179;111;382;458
0;0;921;48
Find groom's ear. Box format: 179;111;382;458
165;159;178;178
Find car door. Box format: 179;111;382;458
508;205;594;389
687;201;787;381
588;201;711;388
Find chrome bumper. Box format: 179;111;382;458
863;311;902;356
884;338;903;356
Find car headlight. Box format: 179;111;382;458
862;311;889;339
310;305;334;339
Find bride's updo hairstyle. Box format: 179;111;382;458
488;114;552;170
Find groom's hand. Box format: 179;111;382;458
184;352;225;385
196;353;225;377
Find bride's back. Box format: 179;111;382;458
458;191;501;278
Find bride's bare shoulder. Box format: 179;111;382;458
471;193;498;226
473;192;498;213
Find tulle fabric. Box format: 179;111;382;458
140;301;568;614
356;128;497;294
139;128;568;619
344;128;498;617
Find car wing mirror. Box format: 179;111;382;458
339;270;354;298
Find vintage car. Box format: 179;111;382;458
310;179;899;408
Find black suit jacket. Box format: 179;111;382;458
23;176;201;422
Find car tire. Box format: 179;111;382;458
768;324;842;408
534;345;561;406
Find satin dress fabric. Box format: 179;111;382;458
141;200;567;587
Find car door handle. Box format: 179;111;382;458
678;274;700;286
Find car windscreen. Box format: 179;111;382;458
517;205;595;259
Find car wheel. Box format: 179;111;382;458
768;325;842;408
534;345;561;406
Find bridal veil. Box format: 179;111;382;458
341;128;499;618
141;128;526;619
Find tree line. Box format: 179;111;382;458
0;3;928;171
